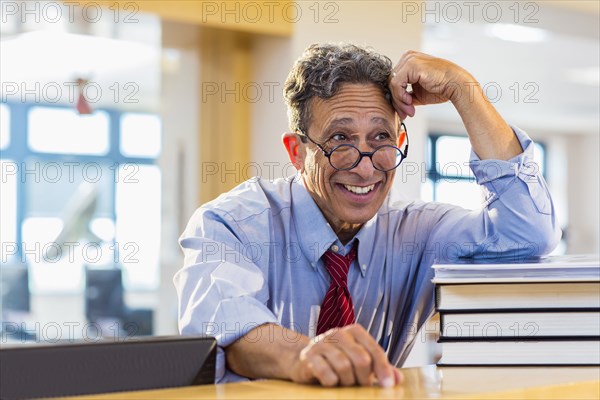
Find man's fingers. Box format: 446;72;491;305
337;341;373;386
394;368;404;385
320;345;358;386
390;69;416;119
392;98;415;119
390;74;414;105
391;50;458;108
302;325;400;388
398;86;414;105
306;354;339;387
350;328;396;388
401;102;416;118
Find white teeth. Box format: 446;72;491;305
343;184;375;194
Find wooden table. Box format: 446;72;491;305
67;366;599;399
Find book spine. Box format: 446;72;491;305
439;308;600;314
437;362;600;367
439;310;600;338
437;336;600;343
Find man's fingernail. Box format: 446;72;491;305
381;377;394;388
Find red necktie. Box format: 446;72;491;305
316;244;358;335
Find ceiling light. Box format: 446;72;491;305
485;23;550;43
566;67;600;86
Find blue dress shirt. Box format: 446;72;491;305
174;127;561;382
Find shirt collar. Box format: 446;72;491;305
291;178;379;277
291;178;338;267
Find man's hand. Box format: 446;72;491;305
389;50;473;120
289;324;403;387
389;50;522;161
227;323;402;388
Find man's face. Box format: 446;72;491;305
300;83;399;236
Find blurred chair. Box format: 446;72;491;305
85;267;124;323
85;267;154;336
0;264;35;342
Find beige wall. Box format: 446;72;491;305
567;133;600;254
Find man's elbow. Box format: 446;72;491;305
521;216;562;257
537;224;562;256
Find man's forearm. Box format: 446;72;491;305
225;323;310;380
452;78;523;161
225;323;401;387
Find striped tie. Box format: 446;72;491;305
316;244;358;335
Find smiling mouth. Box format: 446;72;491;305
342;183;376;195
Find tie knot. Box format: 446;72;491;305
322;245;357;286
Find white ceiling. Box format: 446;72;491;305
0;2;597;136
0;9;162;112
422;2;599;135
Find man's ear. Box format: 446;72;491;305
396;115;407;147
397;130;406;148
282;133;305;172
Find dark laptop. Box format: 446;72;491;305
0;335;216;399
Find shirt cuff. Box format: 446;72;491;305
210;299;279;347
469;126;550;213
469;125;535;184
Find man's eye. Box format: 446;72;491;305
375;132;392;140
330;133;349;142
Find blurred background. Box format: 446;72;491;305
1;0;598;365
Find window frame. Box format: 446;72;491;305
1;101;160;292
427;132;547;202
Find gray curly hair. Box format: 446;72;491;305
283;43;393;136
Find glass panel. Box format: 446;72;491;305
436;180;484;210
120;113;161;158
115;164;161;290
24;215;114;293
427;137;433;166
533;143;545;175
23;160;117;294
421;178;434;202
436;136;471;178
23;217;84;293
21;217;63;263
25;159;113;216
0;104;9;149
29;260;85;294
28;107;109;155
1;160;18;262
90;217;115;243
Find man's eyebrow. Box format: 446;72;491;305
370;117;394;129
325;118;354;131
325;117;394;131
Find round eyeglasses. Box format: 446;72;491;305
298;122;409;172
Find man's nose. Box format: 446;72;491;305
352;151;376;180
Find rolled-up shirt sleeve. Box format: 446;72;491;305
425;126;562;260
174;208;278;382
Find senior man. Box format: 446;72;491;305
175;44;560;387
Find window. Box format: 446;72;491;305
28;107;110;155
1;160;18;262
116;164;162;289
1;102;162;293
120;113;162;158
0;103;10;149
423;134;546;210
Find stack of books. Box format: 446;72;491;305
433;254;600;366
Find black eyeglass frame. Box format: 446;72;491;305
297;122;409;172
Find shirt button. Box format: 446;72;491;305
330;244;339;252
